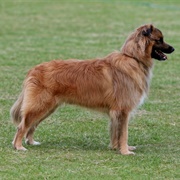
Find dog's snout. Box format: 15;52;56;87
163;45;175;54
170;46;175;53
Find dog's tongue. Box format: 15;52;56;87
157;50;167;60
162;53;167;60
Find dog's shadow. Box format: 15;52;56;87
33;135;109;151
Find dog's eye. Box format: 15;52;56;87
157;40;161;43
156;38;163;43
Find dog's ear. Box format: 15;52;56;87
142;24;154;36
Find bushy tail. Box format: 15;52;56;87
10;91;24;126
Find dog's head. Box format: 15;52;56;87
141;24;175;61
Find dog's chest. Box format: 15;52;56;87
138;93;147;107
138;69;153;107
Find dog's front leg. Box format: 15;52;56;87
109;110;135;155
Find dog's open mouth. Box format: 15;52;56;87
155;50;167;60
151;45;174;61
151;49;167;61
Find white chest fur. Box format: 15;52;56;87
138;68;153;107
138;92;147;107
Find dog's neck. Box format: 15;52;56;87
122;53;153;71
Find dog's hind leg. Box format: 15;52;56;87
13;106;57;150
12;88;58;150
12;109;45;150
25;125;41;146
12;121;28;151
25;106;58;146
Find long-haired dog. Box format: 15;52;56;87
11;24;174;155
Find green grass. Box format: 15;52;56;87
0;0;179;179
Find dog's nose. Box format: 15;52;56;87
170;46;175;52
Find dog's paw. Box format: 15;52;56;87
32;141;41;145
128;146;136;151
25;139;41;146
14;146;27;151
109;144;118;151
120;150;135;155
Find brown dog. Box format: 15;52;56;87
11;24;174;155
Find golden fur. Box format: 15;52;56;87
10;24;174;155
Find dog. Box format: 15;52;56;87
10;24;174;155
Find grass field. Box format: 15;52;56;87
0;0;179;179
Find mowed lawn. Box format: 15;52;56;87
0;0;179;179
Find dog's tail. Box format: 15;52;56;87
10;91;24;126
